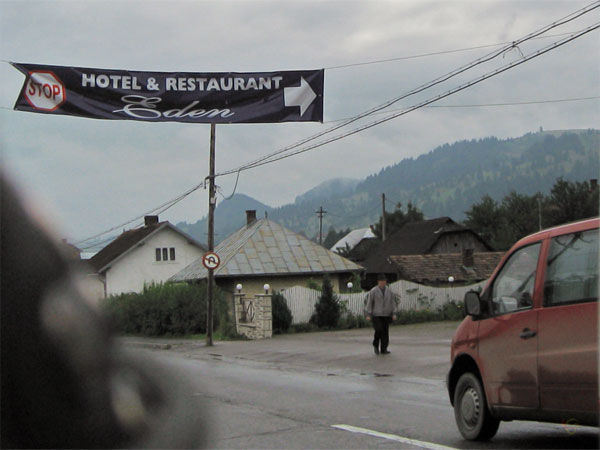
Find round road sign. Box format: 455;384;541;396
202;252;220;270
24;71;66;112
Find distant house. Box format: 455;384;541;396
360;217;494;288
170;210;363;296
389;250;504;287
89;215;206;297
330;227;375;254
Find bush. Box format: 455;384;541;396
311;275;341;329
272;292;293;334
104;281;235;337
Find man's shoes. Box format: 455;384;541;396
373;346;380;355
381;350;391;355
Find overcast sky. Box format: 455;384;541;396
1;0;598;247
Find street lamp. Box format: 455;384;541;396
263;283;270;294
236;283;243;293
347;282;353;291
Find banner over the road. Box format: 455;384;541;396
11;63;324;124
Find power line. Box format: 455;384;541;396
74;180;204;245
54;3;600;245
215;23;600;177
324;96;600;124
214;3;600;178
324;31;583;70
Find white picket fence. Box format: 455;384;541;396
281;279;486;325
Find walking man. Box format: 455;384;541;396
366;274;398;355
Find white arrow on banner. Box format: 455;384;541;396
284;77;317;117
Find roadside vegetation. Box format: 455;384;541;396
103;281;240;338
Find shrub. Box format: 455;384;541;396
104;281;235;337
272;292;293;334
311;275;341;329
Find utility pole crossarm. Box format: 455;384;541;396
315;206;327;246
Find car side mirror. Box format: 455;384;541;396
464;291;481;317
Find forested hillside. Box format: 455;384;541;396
178;129;599;244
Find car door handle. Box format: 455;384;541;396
520;328;537;339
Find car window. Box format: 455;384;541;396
544;229;599;306
491;243;541;315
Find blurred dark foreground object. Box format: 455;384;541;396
1;175;207;449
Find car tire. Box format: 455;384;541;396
453;373;500;441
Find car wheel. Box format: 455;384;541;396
453;373;500;441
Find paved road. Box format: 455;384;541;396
123;322;598;449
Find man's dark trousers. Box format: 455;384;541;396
372;316;391;352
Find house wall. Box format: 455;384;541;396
104;227;204;296
430;231;489;254
81;273;106;300
217;273;348;297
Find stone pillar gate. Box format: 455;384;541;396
233;292;272;339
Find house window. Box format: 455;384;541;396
155;247;176;262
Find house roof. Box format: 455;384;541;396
331;227;375;253
389;252;505;284
344;237;380;263
170;218;363;281
361;217;492;274
89;222;206;273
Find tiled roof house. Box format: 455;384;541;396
171;210;363;295
360;217;495;288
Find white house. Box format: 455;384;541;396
89;215;206;297
330;227;375;253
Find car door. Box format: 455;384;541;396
538;228;598;418
477;242;542;409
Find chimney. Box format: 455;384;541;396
144;215;159;226
462;248;474;268
246;210;257;225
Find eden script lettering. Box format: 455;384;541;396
113;95;235;120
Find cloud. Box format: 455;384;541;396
1;0;598;243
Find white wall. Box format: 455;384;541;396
104;227;204;296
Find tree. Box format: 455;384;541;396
545;178;599;227
464;178;599;251
371;201;424;239
272;292;293;334
464;195;503;249
322;227;350;249
311;275;341;328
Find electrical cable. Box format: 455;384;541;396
214;2;600;178
215;23;599;177
74;181;204;245
324;96;600;124
324;31;585;70
64;2;600;245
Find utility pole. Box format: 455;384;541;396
537;195;542;231
206;123;216;347
381;193;387;241
316;206;327;245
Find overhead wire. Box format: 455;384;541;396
214;23;600;177
213;1;600;178
68;2;599;245
324;96;600;124
324;30;585;70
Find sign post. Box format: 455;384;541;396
207;124;216;346
11;62;324;347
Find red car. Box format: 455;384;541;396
447;218;598;440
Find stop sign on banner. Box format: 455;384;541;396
24;71;66;111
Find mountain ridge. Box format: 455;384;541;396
177;129;599;245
